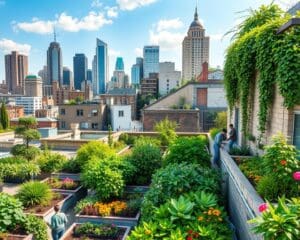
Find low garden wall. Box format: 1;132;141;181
209;137;263;240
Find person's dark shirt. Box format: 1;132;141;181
229;128;237;141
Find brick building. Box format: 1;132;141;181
141;73;159;98
10;117;57;128
6;105;24;119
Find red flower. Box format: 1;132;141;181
187;230;193;235
187;237;193;240
280;160;287;166
258;203;268;213
293;171;300;181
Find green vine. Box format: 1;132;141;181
224;4;300;135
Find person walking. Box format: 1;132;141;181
227;124;237;150
213;128;227;166
50;204;68;240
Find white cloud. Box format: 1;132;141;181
0;39;31;55
106;6;118;18
91;0;103;8
108;49;121;57
275;0;298;9
149;30;184;51
156;18;183;32
210;33;223;41
13;19;54;34
134;47;143;57
117;0;157;11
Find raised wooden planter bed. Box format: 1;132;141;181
4;234;33;240
61;223;130;240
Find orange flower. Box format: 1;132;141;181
280;160;287;166
198;216;204;221
213;209;221;216
145;229;151;235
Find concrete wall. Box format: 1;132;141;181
111;105;132;131
207;88;227;108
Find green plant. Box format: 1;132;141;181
214;111;227;129
257;174;280;201
74;223;119;238
249;197;300;239
108;125;113;147
128;142;162;185
117;156;136;184
164;136;210;166
17;181;53;207
0;193;25;233
11;144;41;161
118;133;136;145
154;118;177;146
75;141;116;171
229;145;251;156
81;156;124;200
168;196;195;222
0;103;9;130
0;162;40;182
75;196;97;214
209;128;221;140
37;150;67;173
24;215;48;240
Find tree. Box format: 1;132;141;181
214;111;227;129
154;118;177;146
15;117;41;148
108;125;113;147
0;103;9;129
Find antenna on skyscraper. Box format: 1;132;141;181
53;26;57;42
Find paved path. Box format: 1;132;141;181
2;183;20;195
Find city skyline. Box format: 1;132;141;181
0;0;295;82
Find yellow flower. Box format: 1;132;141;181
145;229;152;235
213;209;221;216
218;217;223;222
198;216;204;221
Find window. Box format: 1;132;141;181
60;121;66;129
77;109;84;116
60;109;65;115
293;114;300;151
92;109;98;116
80;122;89;129
118;110;124;117
92;123;99;129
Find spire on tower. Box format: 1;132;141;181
53;26;57;42
194;0;199;21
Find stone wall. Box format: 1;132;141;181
142;109;200;132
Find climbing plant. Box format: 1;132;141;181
224;4;300;135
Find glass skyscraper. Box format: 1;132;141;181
47;41;63;86
131;57;143;85
73;53;88;90
115;57;124;71
143;46;159;78
63;67;73;88
87;69;93;82
96;38;108;94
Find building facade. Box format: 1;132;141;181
182;7;209;81
96;38;108;94
58;103;107;130
6;105;24;119
159;62;181;96
5;51;28;94
25;75;43;97
141;73;159;98
47;41;63;86
15;96;43;115
87;69;93;82
143;46;159;78
131;57;143;86
115;57;124;71
110;105;132;131
63;67;73;88
73;54;88;90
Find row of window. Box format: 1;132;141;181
60;121;99;129
60;109;98;117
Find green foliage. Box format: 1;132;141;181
164;136;210;166
224;4;299;134
154;118;177;146
239;156;264;185
117;156;137;184
214;111;227;129
228;145;251;156
24;215;48;240
108;125;113;147
11;144;41;161
141;163;220;220
0;193;25;233
37;150;67;173
81;156;124;200
118;133;136;145
0;103;9;130
74;222;119;238
209;128;221;140
17;181;53;207
257;174;280;201
0;162;40;182
75;141;116;171
128;142;162;185
250;197;300;239
74;196;97;214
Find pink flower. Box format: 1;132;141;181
293;171;300;181
258;203;268;213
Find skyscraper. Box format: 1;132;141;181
73;54;88;90
87;69;93;82
5;51;28;94
63;67;73;89
115;57;124;71
143;46;159;78
47;40;63;86
182;7;209;81
131;57;143;86
92;55;97;95
96;38;108;94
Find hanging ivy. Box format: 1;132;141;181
224;4;300;135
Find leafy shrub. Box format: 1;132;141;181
74;222;119;238
0;193;25;233
141;163;220;220
75;196;97;214
229;145;251;156
37;150;67;173
128;142;162;185
118;133;136;145
24;215;48;240
257;175;280;201
239;157;264;185
154;118;177;146
11;144;41;161
164;136;210;166
0;156;26;164
134;136;161;147
75;141;116;171
0;162;40;182
117;156;136;184
17;181;53;207
81;156;124;200
250;197;300;239
209;128;221;140
214;111;227;129
62;157;79;173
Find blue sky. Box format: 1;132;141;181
0;0;296;82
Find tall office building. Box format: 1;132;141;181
95;38;108;94
47;39;63;86
143;46;159;78
87;69;93;82
38;65;47;83
5;51;28;94
115;57;124;71
159;62;181;96
73;54;88;90
131;57;143;86
63;67;73;89
25;75;43;97
182;7;209;81
92;55;97;95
